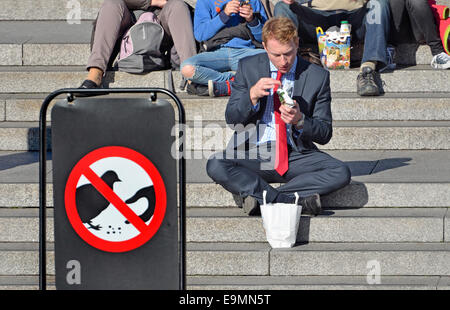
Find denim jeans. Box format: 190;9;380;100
274;0;391;66
180;47;266;85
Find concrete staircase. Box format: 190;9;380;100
0;0;449;290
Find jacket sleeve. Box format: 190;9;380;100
297;70;333;145
225;59;259;127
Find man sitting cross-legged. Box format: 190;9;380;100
206;17;351;215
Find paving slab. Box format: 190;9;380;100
0;207;447;243
4;94;450;122
269;242;450;276
0;22;92;44
187;275;441;290
0;44;22;66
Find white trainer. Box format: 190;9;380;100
431;52;450;69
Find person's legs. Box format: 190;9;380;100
277;150;351;198
207;147;351;206
405;0;444;56
360;0;391;67
274;2;334;44
158;0;197;66
86;0;134;86
405;0;450;69
206;150;285;206
181;48;235;85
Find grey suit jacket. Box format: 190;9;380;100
225;52;332;153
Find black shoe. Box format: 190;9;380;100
232;194;243;208
299;193;322;216
186;82;209;96
357;67;380;96
242;196;260;216
76;79;105;97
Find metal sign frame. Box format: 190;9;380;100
39;88;186;290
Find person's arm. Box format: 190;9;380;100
194;0;240;42
298;70;333;145
239;0;268;42
226;61;280;126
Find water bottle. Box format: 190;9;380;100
340;21;351;35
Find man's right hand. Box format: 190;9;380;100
281;0;295;4
224;0;241;16
249;77;281;106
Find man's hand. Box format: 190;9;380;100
249;78;281;106
224;0;240;16
239;3;254;22
281;0;295;4
151;0;168;8
280;101;303;127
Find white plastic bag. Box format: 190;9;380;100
260;191;302;248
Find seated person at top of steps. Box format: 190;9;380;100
206;17;351;216
180;0;268;97
274;0;391;96
389;0;450;69
79;0;197;89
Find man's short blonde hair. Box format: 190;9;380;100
262;17;299;45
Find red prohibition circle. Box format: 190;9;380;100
64;146;167;253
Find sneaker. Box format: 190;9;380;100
357;66;380;96
299;193;322;216
208;78;233;97
186;82;209;96
76;79;105;97
431;52;450;69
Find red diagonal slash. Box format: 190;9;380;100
82;167;148;233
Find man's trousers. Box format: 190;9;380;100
206;144;351;205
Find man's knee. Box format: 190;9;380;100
206;155;229;183
332;163;352;189
101;0;127;13
162;0;188;13
180;63;195;79
274;1;299;27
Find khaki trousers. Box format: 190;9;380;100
87;0;197;72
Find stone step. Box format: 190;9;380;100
2;93;450;122
0;120;448;151
1;275;448;290
0;207;448;243
1;242;450;276
0;42;442;67
0;150;449;208
3;0;450;21
188;275;450;290
1;65;448;94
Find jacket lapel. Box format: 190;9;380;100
293;57;308;98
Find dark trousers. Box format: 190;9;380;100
206;144;351;205
274;0;391;66
391;0;444;55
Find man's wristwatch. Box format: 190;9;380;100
295;113;305;130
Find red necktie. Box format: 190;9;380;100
273;71;288;176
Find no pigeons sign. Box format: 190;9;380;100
64;146;167;253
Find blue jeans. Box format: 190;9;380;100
274;0;391;66
180;47;266;85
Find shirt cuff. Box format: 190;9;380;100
247;17;260;27
219;11;231;24
252;102;260;111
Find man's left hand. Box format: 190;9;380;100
280;101;302;127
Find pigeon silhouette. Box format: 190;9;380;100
76;170;121;230
124;185;156;224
